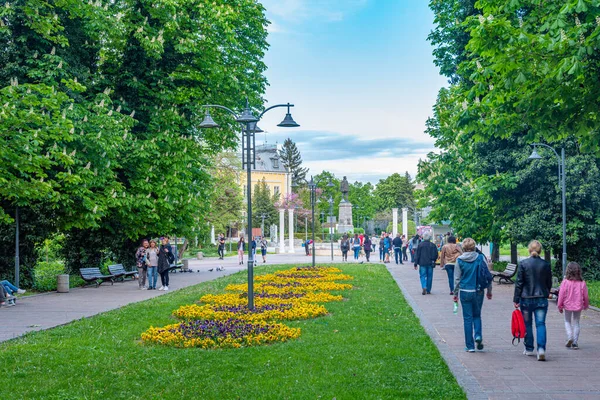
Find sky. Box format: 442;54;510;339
256;0;447;184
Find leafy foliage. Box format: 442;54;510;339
279;138;308;188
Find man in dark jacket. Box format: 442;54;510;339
513;240;552;361
392;234;404;265
414;232;439;295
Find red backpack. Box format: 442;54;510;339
511;309;526;345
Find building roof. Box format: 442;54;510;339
253;144;288;173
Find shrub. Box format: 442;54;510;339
33;261;66;291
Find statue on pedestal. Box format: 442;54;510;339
340;176;349;202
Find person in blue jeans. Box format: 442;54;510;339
1;280;26;295
351;234;361;260
454;238;492;352
413;232;439;295
513;240;552;361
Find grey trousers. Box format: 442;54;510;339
137;267;147;288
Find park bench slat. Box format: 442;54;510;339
79;267;115;287
491;263;517;284
108;264;137;281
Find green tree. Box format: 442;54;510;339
252;178;277;237
279;138;308;189
206;152;243;239
373;173;415;212
0;0;270;273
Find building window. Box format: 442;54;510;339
274;186;280;196
272;157;279;169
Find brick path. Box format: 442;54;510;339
387;263;600;400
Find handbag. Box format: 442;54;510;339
511;309;526;345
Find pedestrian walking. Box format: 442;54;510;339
158;237;175;291
513;240;553;361
217;234;226;259
379;234;385;262
440;236;463;295
340;235;350;262
364;236;373;262
351;233;361;261
557;262;589;350
251;236;257;261
401;235;409;262
413;231;438;295
260;237;268;263
146;240;160;290
409;234;420;263
392;233;403;265
454;238;492;352
135;239;149;290
384;233;392;263
237;237;245;265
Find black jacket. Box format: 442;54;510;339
414;240;438;267
392;237;403;248
513;256;552;304
158;244;175;273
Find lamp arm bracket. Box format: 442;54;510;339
531;143;561;161
203;104;239;118
258;103;294;120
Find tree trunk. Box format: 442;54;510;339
491;243;500;263
510;242;518;265
544;248;551;263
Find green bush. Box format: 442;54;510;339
491;261;508;273
33;261;66;291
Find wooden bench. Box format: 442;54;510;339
108;264;137;281
166;263;184;273
79;268;115;287
491;263;517;284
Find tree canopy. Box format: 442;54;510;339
279;138;308;188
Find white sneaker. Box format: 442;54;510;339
523;349;535;356
141;287;147;290
158;286;164;291
17;289;26;294
537;348;546;361
164;286;169;291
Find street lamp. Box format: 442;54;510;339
199;99;299;309
320;211;325;242
292;176;334;266
260;214;267;237
528;143;567;277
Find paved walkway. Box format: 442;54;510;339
387;263;600;400
0;251;332;343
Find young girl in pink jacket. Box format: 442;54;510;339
557;262;589;349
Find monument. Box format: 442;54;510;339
337;176;354;234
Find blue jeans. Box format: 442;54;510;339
394;248;402;264
353;246;360;260
147;267;158;288
419;265;434;293
521;298;548;351
444;264;455;293
380;247;385;261
460;290;484;350
1;280;18;295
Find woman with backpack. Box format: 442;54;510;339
340;235;350;262
513;240;552;361
453;238;493;352
157;237;175;291
363;236;373;262
237;237;245;265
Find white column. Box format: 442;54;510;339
279;208;286;254
288;208;295;253
210;225;215;244
402;208;408;238
392;208;398;237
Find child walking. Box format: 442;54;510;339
557;262;589;349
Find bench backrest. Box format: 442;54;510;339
80;267;103;278
108;264;126;274
505;264;517;274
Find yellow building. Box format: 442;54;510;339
238;144;291;201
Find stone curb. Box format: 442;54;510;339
386;265;488;400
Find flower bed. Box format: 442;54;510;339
173;302;328;322
141;319;301;349
141;266;352;349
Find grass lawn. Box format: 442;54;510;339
0;264;465;399
499;243;529;257
587;281;600;308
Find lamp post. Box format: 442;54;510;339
320;211;325;242
292;177;334;267
260;214;267;237
528;143;567;277
199;99;299;310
